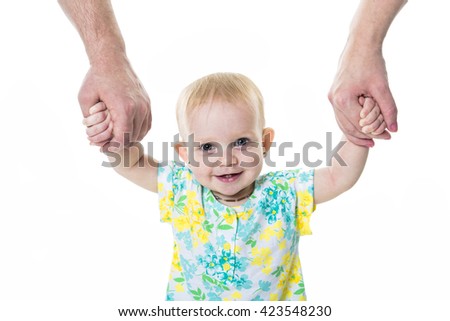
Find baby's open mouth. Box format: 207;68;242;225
215;172;242;182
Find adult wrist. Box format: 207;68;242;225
344;33;383;56
87;38;128;68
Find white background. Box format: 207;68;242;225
1;0;449;319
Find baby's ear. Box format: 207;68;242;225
262;127;275;154
175;142;189;164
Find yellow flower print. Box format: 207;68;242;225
157;182;164;192
237;208;253;220
262;266;272;275
223;211;236;225
296;189;313;236
159;191;174;223
224;243;231;251
231;291;242;300
186;191;204;219
260;221;283;241
173;216;190;232
260;226;275;241
186;190;197;203
289;273;301;285
196;228;209;245
281;253;291;267
296;210;312;236
172;243;182;272
160;207;172;223
251;247;273;267
292;257;302;270
191;205;205;224
175;283;184;292
281;288;293;299
269;293;278;301
223;263;231;272
277;272;288;290
297;190;313;207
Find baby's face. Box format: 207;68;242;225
178;99;272;201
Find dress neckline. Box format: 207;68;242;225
203;179;260;210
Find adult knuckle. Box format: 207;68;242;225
122;98;137;113
333;93;348;108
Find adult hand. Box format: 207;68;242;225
80;55;151;149
328;46;396;147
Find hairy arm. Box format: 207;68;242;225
329;0;407;147
58;0;125;66
58;0;152;147
349;0;407;49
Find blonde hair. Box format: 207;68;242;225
176;72;265;139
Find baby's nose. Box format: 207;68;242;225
219;147;238;167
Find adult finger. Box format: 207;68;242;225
332;100;372;140
132;110;144;142
136;114;148;142
368;128;391;140
109;105;133;148
140;108;153;141
373;85;398;132
334;109;375;147
77;71;100;118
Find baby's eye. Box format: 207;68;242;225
234;138;249;147
200;143;214;152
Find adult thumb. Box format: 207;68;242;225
374;87;398;132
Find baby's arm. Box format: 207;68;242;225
314;97;382;204
83;102;158;193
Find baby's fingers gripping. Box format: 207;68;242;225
89;121;114;146
362;114;386;135
359;98;380;127
86;112;111;137
359;96;376;118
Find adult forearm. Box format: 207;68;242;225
347;0;407;50
58;0;126;65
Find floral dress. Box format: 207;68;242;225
158;161;315;301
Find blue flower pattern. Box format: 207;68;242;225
158;162;314;301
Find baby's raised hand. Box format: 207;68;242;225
82;102;113;147
358;96;389;137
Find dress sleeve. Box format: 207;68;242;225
294;168;315;236
157;161;175;223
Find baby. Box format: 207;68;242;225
83;72;385;301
